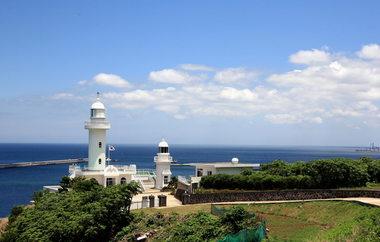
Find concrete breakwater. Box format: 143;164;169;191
0;158;88;169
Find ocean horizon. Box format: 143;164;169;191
1;143;379;218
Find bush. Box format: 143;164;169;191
199;157;377;191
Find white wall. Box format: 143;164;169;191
155;162;171;189
88;129;106;170
216;167;245;175
195;166;216;177
83;174;104;186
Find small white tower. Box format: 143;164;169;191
154;138;172;189
84;93;110;171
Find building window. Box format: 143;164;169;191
158;147;169;153
98;158;101;164
164;176;169;184
197;168;203;177
91;109;96;117
207;171;212;176
120;177;126;184
99;142;102;148
106;178;113;187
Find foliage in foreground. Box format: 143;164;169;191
1;175;262;242
323;209;380;242
114;206;263;242
200;157;380;190
0;177;141;242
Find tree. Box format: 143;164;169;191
169;176;178;189
58;176;71;192
0;177;141;242
31;188;51;203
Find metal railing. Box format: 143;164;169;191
135;169;156;177
114;165;136;172
154;156;173;162
84;121;110;129
135;177;146;192
69;164;136;173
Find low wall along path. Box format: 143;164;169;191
176;189;380;205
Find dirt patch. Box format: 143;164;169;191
0;217;9;238
269;224;318;229
256;212;325;239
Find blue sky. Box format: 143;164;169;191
1;1;380;146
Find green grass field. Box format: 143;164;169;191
136;201;378;241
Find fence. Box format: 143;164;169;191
217;220;267;242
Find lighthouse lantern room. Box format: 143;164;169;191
85;92;110;171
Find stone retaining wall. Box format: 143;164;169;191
175;188;187;201
187;190;380;205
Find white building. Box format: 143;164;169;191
177;158;260;192
68;93;156;191
154;138;173;189
85;93;109;171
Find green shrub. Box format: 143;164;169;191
199;157;377;191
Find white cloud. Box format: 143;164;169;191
178;64;218;71
77;80;87;85
325;101;379;118
213;67;259;85
264;113;323;124
42;44;380;130
174;114;187;119
267;59;380;102
93;73;133;88
344;122;362;130
41;93;84;100
356;44;380;59
149;69;208;83
191;106;249;116
219;88;258;102
364;119;380;128
102;87;179;110
155;105;180;113
264;114;302;124
304;116;323;124
289;48;331;65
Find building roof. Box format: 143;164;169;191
162;168;172;175
158;138;169;147
91;98;105;109
188;162;260;168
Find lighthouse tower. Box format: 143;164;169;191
154;138;172;189
85;93;110;171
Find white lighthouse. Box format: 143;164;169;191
84;93;110;171
154;138;172;189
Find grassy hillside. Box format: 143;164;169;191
132;201;378;241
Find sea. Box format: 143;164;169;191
0;143;379;218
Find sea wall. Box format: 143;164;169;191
185;190;380;205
